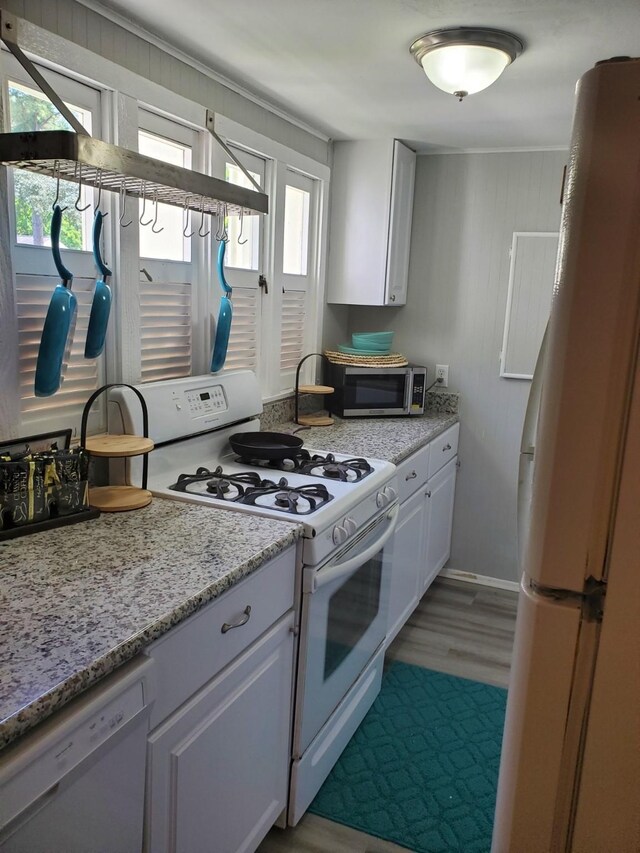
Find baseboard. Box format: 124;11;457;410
439;568;520;593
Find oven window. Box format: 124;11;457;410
324;554;383;680
346;375;406;409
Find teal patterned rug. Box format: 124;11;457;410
308;662;507;853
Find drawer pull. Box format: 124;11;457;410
405;471;417;481
221;605;252;633
442;443;452;452
425;490;432;498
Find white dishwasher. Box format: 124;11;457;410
0;656;154;853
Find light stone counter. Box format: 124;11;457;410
0;499;301;749
270;411;459;465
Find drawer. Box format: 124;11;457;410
397;443;431;503
428;422;459;479
148;546;296;728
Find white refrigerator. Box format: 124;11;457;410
492;57;640;852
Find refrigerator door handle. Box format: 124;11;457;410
517;323;549;569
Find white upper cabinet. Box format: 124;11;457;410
327;139;416;306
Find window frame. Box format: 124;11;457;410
1;52;108;437
0;28;330;444
212;116;330;400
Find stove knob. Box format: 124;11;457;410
376;491;388;508
332;525;349;546
343;516;358;536
383;485;397;502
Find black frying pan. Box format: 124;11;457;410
229;430;307;461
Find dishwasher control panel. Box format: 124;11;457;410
0;661;151;830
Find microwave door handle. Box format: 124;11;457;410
403;370;412;411
309;505;399;594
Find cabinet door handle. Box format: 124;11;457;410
442;443;451;452
425;490;431;498
221;605;252;633
389;294;396;302
405;471;417;481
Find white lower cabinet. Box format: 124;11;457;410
386;431;458;648
146;612;295;853
387;487;425;643
422;457;457;594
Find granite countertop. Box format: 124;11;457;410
0;499;301;749
271;411;459;465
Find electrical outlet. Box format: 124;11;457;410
435;364;449;387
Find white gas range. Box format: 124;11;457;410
111;371;399;824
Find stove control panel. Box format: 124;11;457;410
183;386;228;418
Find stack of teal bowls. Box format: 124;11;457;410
338;331;394;355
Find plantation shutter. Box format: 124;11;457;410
16;274;101;426
224;288;259;372
279;289;306;372
140;279;192;382
277;169;316;390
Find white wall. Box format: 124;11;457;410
350;150;566;582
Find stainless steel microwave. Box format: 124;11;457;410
325;363;427;418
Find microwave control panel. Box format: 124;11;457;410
410;372;426;412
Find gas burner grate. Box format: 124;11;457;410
240;479;333;515
298;453;373;482
169;466;273;501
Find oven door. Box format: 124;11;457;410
295;503;398;756
342;368;411;416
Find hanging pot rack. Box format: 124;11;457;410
0;11;269;217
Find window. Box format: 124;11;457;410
138;112;198;383
213;136;323;398
8;80;94;252
3;56;104;435
279;170;316;387
221;147;266;375
0;46;330;438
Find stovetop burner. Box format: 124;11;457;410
242;480;332;515
169;466;334;514
234;451;373;481
298;453;373;482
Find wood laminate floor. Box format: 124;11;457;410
258;577;519;853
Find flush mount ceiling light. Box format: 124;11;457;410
410;27;524;101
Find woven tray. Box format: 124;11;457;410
324;349;409;367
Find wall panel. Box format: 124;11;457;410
350;150;566;582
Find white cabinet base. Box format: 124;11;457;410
146;613;295;853
386;487;425;646
422;457;457;594
385;439;458;650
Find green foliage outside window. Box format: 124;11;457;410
9;86;85;249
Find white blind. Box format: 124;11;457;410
224;288;259;372
140;280;192;382
280;289;306;372
16;274;100;418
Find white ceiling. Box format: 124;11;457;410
94;0;639;152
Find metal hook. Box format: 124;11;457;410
237;208;248;245
151;191;164;234
51;160;66;211
139;182;153;227
119;182;133;227
183;196;194;238
221;204;229;243
95;170;108;217
198;197;210;238
74;163;91;212
214;202;224;242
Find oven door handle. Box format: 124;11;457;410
309;504;399;594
